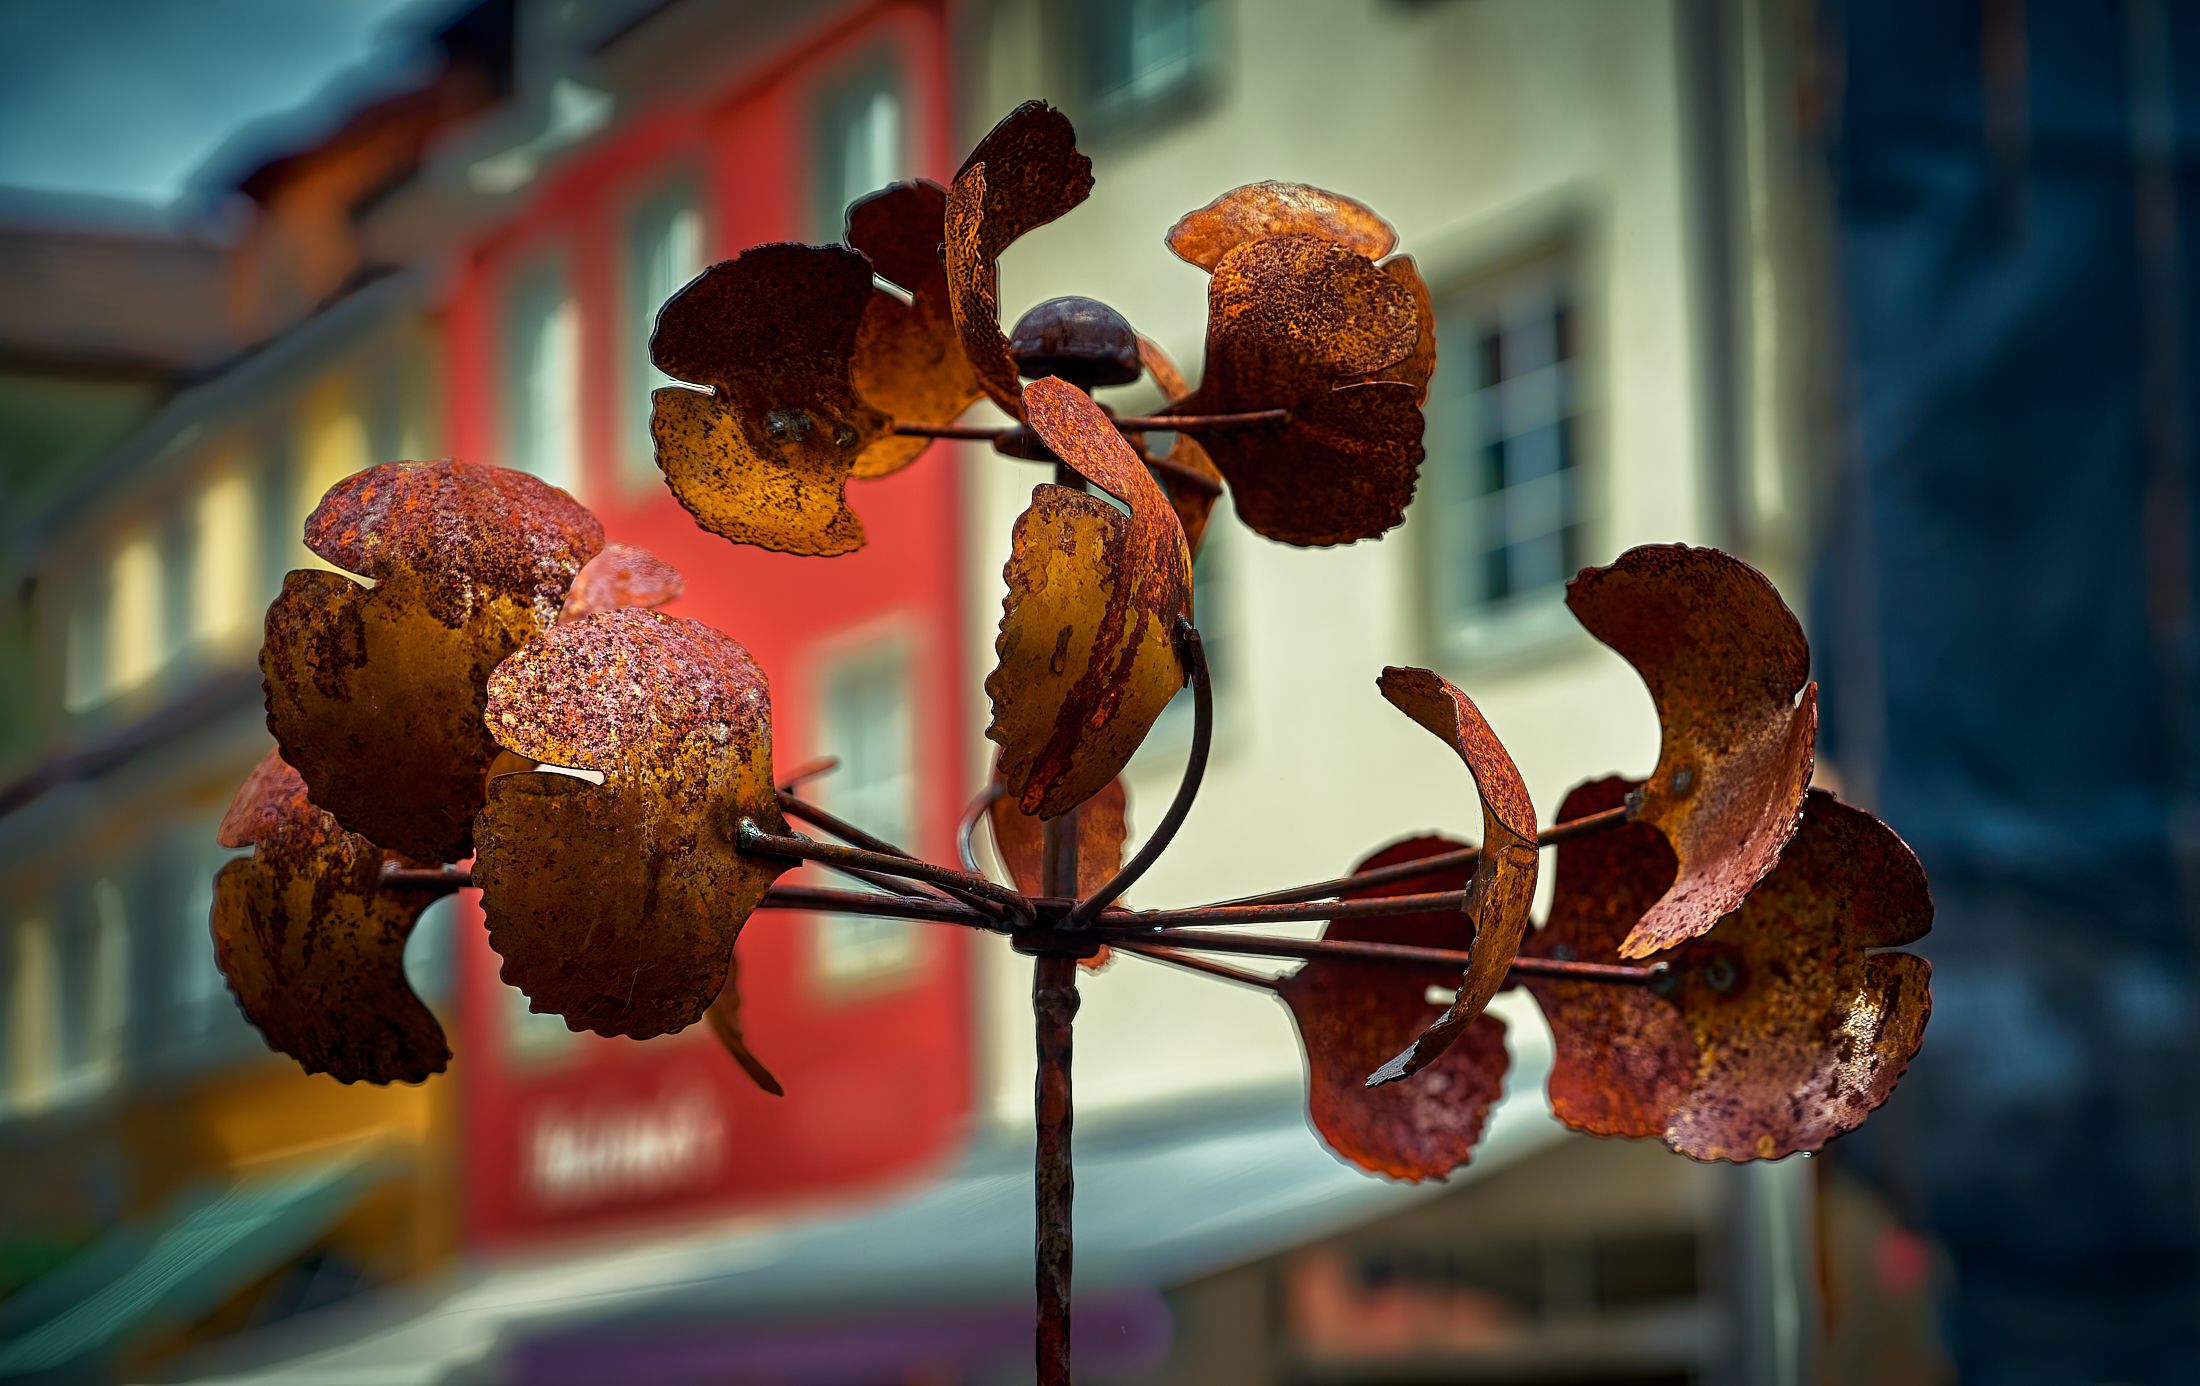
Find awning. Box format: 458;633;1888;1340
0;1151;381;1382
168;1001;1565;1386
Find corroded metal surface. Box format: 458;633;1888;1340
1526;776;1934;1161
473;608;791;1038
990;771;1128;898
986;378;1191;818
1566;543;1817;958
650;243;890;555
705;950;783;1096
846;179;983;478
1166;181;1399;270
1133;336;1223;558
945;102;1095;419
211;748;448;1084
260;458;602;862
558;542;684;623
1365;667;1539;1086
1278;835;1508;1181
1376;254;1438;402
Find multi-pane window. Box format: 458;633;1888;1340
811;65;904;240
503;263;581;494
1069;0;1217;132
626;184;703;488
812;643;922;986
1422;261;1585;657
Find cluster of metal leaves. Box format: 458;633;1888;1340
234;460;788;1086
1282;543;1924;1178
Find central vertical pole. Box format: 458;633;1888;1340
1034;810;1080;1386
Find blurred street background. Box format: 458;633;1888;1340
1;1;2196;1382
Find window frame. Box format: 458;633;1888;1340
500;255;583;496
621;174;706;494
805;633;926;993
1056;0;1223;141
806;53;908;243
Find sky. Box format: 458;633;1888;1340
0;0;453;208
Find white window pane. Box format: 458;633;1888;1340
813;644;921;985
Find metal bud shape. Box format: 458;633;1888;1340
1008;296;1143;389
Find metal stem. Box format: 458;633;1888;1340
736;820;1034;922
894;409;1286;440
1033;812;1081;1386
1210;804;1634;908
1116;942;1279;991
1089;925;1668;985
1070;621;1211;923
1108;889;1471;928
778;790;1005;917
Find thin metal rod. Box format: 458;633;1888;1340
957;781;1007;879
1090;926;1668;985
1109;889;1471;928
1116;942;1279;991
778;790;1006;918
1033;809;1080;1386
738;819;1035;922
1210;805;1635;908
377;867;1008;930
894;409;1286;440
1070;621;1211;923
774;756;840;794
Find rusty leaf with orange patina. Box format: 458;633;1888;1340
944;102;1095;419
1172;231;1425;545
1566;543;1818;958
1375;255;1437;402
211;748;449;1084
473;607;791;1039
846;179;983;478
986;378;1191;818
651;243;890;556
988;771;1129;898
1134;336;1224;559
559;542;684;623
1524;777;1932;1161
1279;835;1508;1181
1167;181;1399;271
706;951;782;1096
1365;667;1539;1086
261;458;603;863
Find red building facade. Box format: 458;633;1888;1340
434;0;975;1249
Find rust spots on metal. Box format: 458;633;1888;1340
1375;255;1437;403
1365;667;1539;1087
559;543;684;623
1526;777;1933;1161
991;771;1128;898
1566;543;1817;958
1278;835;1508;1181
986;378;1191;818
260;458;603;863
846;179;983;479
706;950;783;1096
1166;181;1398;270
650;243;890;555
211;748;449;1085
944;101;1095;419
473;607;792;1039
1134;336;1223;558
1176;234;1425;546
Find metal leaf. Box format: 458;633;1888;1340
1279;835;1508;1181
1375;254;1437;403
706;950;782;1096
1166;181;1398;270
260;458;603;863
1177;234;1424;546
1364;668;1539;1087
1135;336;1223;558
944;102;1095;418
473;608;792;1039
211;748;448;1085
650;243;890;555
1524;777;1934;1161
988;770;1128;898
558;542;684;623
985;378;1191;818
846;179;983;478
1565;544;1818;958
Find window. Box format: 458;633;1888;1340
812;643;922;986
810;65;904;240
1068;0;1217;133
163;827;241;1057
11;881;131;1107
1421;260;1585;659
192;470;257;649
504;263;582;494
106;530;165;695
625;183;703;489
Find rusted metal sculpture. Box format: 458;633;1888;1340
214;103;1932;1385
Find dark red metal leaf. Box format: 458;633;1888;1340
260;458;603;862
986;378;1191;818
846;179;983;478
1566;544;1817;957
650;243;890;555
1525;777;1934;1161
558;542;684;623
1135;336;1223;558
473;608;793;1039
211;748;448;1085
1365;668;1539;1086
1166;181;1398;270
1278;835;1508;1181
944;102;1095;418
706;950;782;1096
988;771;1129;898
